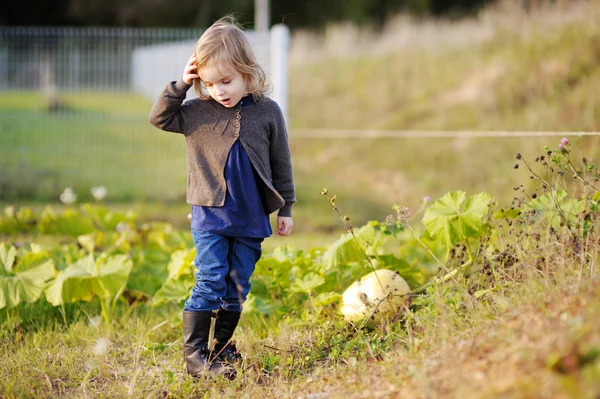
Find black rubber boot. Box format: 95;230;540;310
214;309;243;365
182;311;236;380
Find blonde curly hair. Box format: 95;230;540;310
193;16;271;100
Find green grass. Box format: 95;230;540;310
0;91;152;114
0;96;187;202
1;238;599;398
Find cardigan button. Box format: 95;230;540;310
235;124;240;128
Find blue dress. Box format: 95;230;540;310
190;96;272;238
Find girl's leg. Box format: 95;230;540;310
182;310;235;380
213;309;243;364
222;236;263;311
184;229;230;312
182;229;236;379
215;236;263;364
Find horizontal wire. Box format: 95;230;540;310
290;129;600;139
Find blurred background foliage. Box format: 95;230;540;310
3;0;497;29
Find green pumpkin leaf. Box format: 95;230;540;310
422;191;492;249
152;276;194;306
271;246;296;263
95;255;134;297
81;204;132;231
77;233;97;253
313;292;342;306
251;257;294;299
243;293;276;315
376;254;429;289
525;190;584;229
0;207;37;235
44;254;132;306
145;223;188;251
493;207;521;220
166;249;195;281
0;245;55;309
0;243;17;273
321;223;383;271
290;273;325;294
39;206;96;237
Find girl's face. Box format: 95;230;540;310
200;63;248;108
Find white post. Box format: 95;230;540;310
270;24;290;125
255;0;270;33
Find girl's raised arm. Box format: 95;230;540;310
182;54;200;85
148;55;199;134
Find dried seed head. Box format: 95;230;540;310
397;206;411;221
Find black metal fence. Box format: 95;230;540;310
0;27;204;91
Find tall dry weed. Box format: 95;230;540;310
289;0;600;65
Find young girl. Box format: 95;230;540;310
149;16;295;380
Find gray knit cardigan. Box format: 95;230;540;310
148;80;296;217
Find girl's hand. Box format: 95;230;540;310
182;54;199;85
277;216;293;236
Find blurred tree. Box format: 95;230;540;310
1;0;74;25
429;0;494;16
67;0;252;27
1;0;494;28
270;0;492;29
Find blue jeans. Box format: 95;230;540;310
184;229;263;312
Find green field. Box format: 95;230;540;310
0;92;186;202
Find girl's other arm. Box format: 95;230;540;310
269;102;296;221
148;54;198;134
